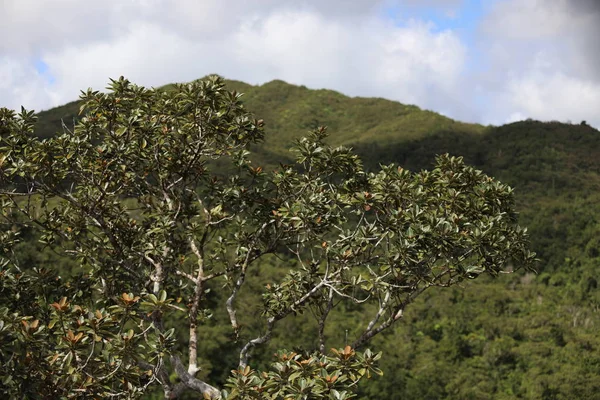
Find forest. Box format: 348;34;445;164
1;76;599;399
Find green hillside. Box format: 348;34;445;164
34;78;485;153
18;78;600;398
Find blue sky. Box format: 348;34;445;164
2;0;600;127
34;59;55;84
387;0;489;34
385;0;493;78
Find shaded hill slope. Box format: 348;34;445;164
353;120;600;273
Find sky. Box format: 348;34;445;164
1;0;599;128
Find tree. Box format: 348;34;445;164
0;76;536;399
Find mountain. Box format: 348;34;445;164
34;78;484;156
22;78;600;399
32;78;600;273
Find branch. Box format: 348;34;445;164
171;355;221;399
226;223;267;335
187;236;206;376
175;268;197;283
274;280;327;321
239;279;327;368
318;288;334;354
352;284;429;349
138;359;170;395
144;253;165;294
239;318;275;369
322;281;371;303
360;290;391;342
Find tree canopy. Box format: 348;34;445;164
0;76;535;399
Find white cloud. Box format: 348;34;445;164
0;0;598;129
481;0;569;40
375;19;466;97
231;11;349;85
506;112;526;124
0;56;59;112
0;0;469;120
506;72;600;124
230;11;468;119
41;22;210;106
475;0;600;127
0;0;128;56
401;0;463;12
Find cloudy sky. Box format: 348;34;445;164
1;0;599;127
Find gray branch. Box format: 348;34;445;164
171;355;221;399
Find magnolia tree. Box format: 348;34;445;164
0;76;535;399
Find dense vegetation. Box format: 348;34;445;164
4;76;600;399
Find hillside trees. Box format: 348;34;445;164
0;76;535;399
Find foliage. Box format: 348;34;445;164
0;76;534;398
224;347;382;399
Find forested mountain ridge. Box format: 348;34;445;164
33;78;600;274
34;78;485;149
19;78;600;398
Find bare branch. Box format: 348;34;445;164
175;268;197;283
226;222;268;335
239;279;327;368
322;281;371;303
171;355;221;399
318;288;334;354
144;253;165;294
362;290;391;337
239;318;275;369
352;284;429;349
187;236;206;377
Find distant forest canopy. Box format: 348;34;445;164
10;77;600;399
